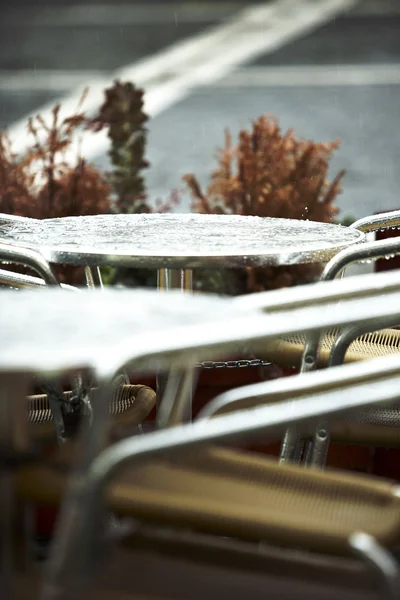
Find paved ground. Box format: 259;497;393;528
1;0;400;220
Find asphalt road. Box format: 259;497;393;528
1;0;400;220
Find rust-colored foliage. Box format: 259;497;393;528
184;115;345;293
89;79;180;217
88;80;150;214
88;80;179;287
0;94;112;284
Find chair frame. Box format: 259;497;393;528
42;355;400;600
36;273;400;600
279;210;400;464
0;213;103;290
0;241;60;288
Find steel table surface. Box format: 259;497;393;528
0;213;365;271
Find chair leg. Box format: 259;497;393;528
308;421;331;469
302;440;313;465
349;532;400;599
12;502;34;572
0;470;14;600
279;427;302;464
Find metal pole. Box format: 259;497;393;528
84;266;103;289
157;269;193;423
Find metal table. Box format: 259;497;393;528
0;288;250;376
0;213;365;291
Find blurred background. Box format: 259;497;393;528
0;0;399;218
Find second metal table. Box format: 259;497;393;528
0;213;365;291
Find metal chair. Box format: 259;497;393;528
233;213;400;465
13;276;400;600
293;211;400;464
235;209;400;368
3;271;400;599
21;353;400;600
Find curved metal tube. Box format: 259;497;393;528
234;268;400;315
0;242;60;287
321;237;400;282
0;268;78;291
41;362;400;600
350;209;400;234
329;319;400;369
349;532;400;599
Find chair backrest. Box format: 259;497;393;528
0;267;77;291
350;209;400;234
0;241;60;287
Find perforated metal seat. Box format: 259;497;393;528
15;447;400;555
262;328;400;369
261;329;400;448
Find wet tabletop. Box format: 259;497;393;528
0;214;364;269
1;283;400;378
0;288;250;374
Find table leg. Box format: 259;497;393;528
84;266;103;289
0;373;31;600
157;268;192;291
156;269;193;424
0;470;13;600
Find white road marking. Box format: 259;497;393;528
347;0;400;15
212;64;400;87
3;3;244;26
0;71;106;93
5;0;359;164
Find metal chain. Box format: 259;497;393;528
195;358;272;369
